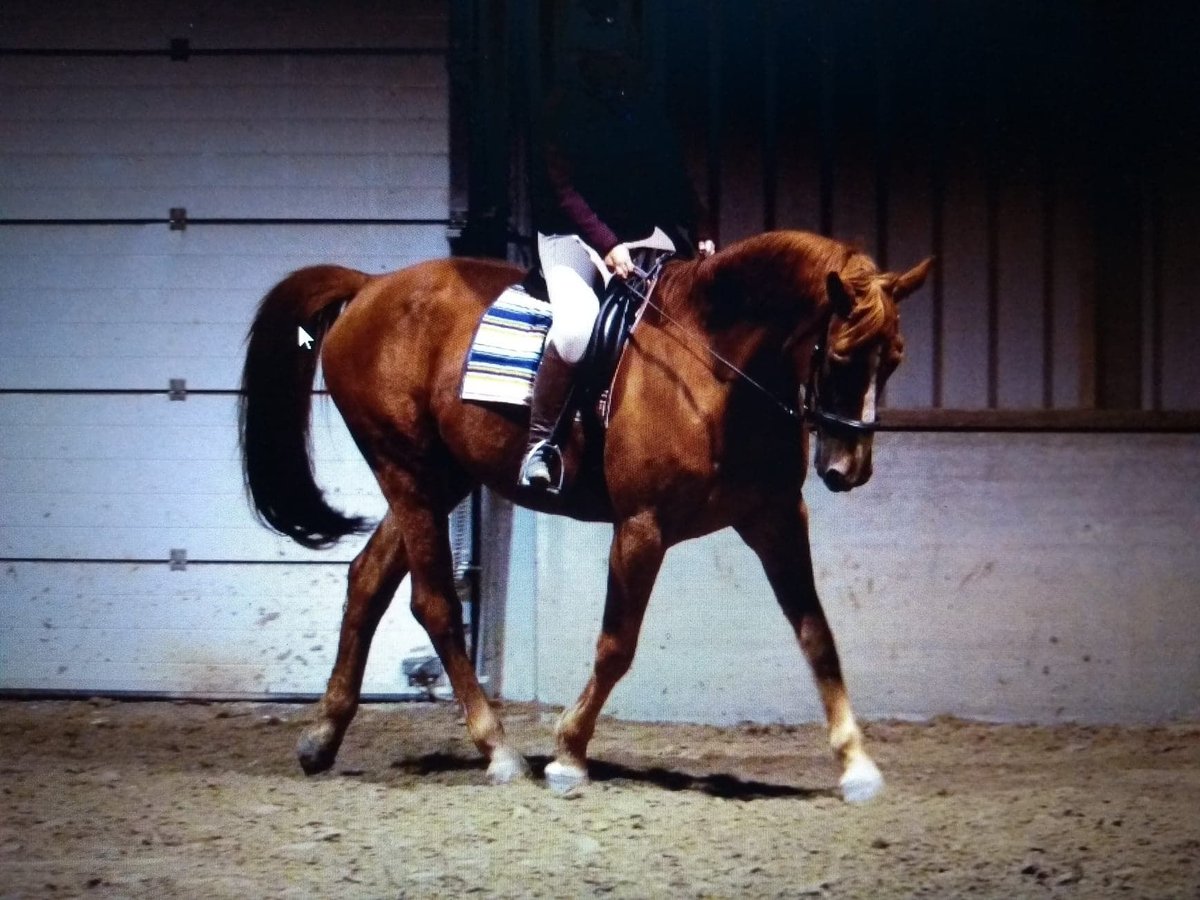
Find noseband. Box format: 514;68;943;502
801;340;881;436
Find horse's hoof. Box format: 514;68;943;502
839;757;884;804
487;748;531;785
545;759;588;797
296;723;340;776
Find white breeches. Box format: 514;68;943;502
537;233;609;364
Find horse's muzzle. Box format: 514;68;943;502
815;436;874;492
821;466;855;493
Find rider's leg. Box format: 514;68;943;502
520;237;602;491
540;234;605;364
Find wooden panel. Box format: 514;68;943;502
0;0;447;50
939;140;991;409
0;224;449;390
0;394;386;562
1049;168;1087;409
995;149;1046;409
881;129;936;409
0;561;425;697
1160;159;1200;411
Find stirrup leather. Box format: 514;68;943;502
518;439;565;495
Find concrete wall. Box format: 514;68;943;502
497;432;1200;725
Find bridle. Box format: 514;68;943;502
800;338;881;436
627;262;881;436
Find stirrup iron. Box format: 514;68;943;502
518;439;565;495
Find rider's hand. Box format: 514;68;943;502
697;239;716;259
604;244;635;279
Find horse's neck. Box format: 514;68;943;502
642;257;805;396
710;238;829;323
656;240;829;355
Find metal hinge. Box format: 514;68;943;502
169;38;191;61
169;549;187;571
446;210;468;240
169;207;188;231
169;378;187;401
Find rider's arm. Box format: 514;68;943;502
544;138;620;258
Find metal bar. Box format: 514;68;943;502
0;557;355;566
985;150;1000;409
467;488;483;668
0;388;330;396
881;408;1200;434
0;218;451;227
929;3;946;410
0;46;446;58
0;688;422;704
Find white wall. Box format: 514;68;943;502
0;1;448;697
499;432;1200;725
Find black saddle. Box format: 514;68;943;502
516;266;644;409
578;278;642;406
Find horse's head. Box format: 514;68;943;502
808;255;933;492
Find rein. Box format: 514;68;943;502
626;264;879;434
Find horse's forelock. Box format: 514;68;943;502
829;253;896;359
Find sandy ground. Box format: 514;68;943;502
0;699;1197;899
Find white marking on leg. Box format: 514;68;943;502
544;759;589;797
839;756;885;804
487;746;531;785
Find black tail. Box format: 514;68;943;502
238;265;372;549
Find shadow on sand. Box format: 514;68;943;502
389;752;829;801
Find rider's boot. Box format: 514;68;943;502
519;343;575;492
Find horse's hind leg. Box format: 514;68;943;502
736;501;883;804
298;511;409;774
383;467;529;784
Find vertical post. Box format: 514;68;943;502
929;0;946;410
1090;2;1144;410
761;0;778;232
1041;136;1057;410
1147;174;1164;411
817;0;836;237
706;0;723;243
448;0;510;258
873;2;891;270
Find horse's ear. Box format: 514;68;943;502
826;272;855;319
894;257;934;302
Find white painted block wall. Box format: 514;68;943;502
498;432;1200;725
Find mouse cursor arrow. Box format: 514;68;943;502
298;326;314;350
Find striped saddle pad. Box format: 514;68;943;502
460;286;552;407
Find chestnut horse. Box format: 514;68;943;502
239;230;931;803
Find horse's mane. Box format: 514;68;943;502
678;231;891;354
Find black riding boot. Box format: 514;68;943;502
519;343;576;492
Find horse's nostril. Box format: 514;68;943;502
822;468;852;492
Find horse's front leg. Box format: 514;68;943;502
298;512;408;774
547;511;666;794
736;500;883;803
